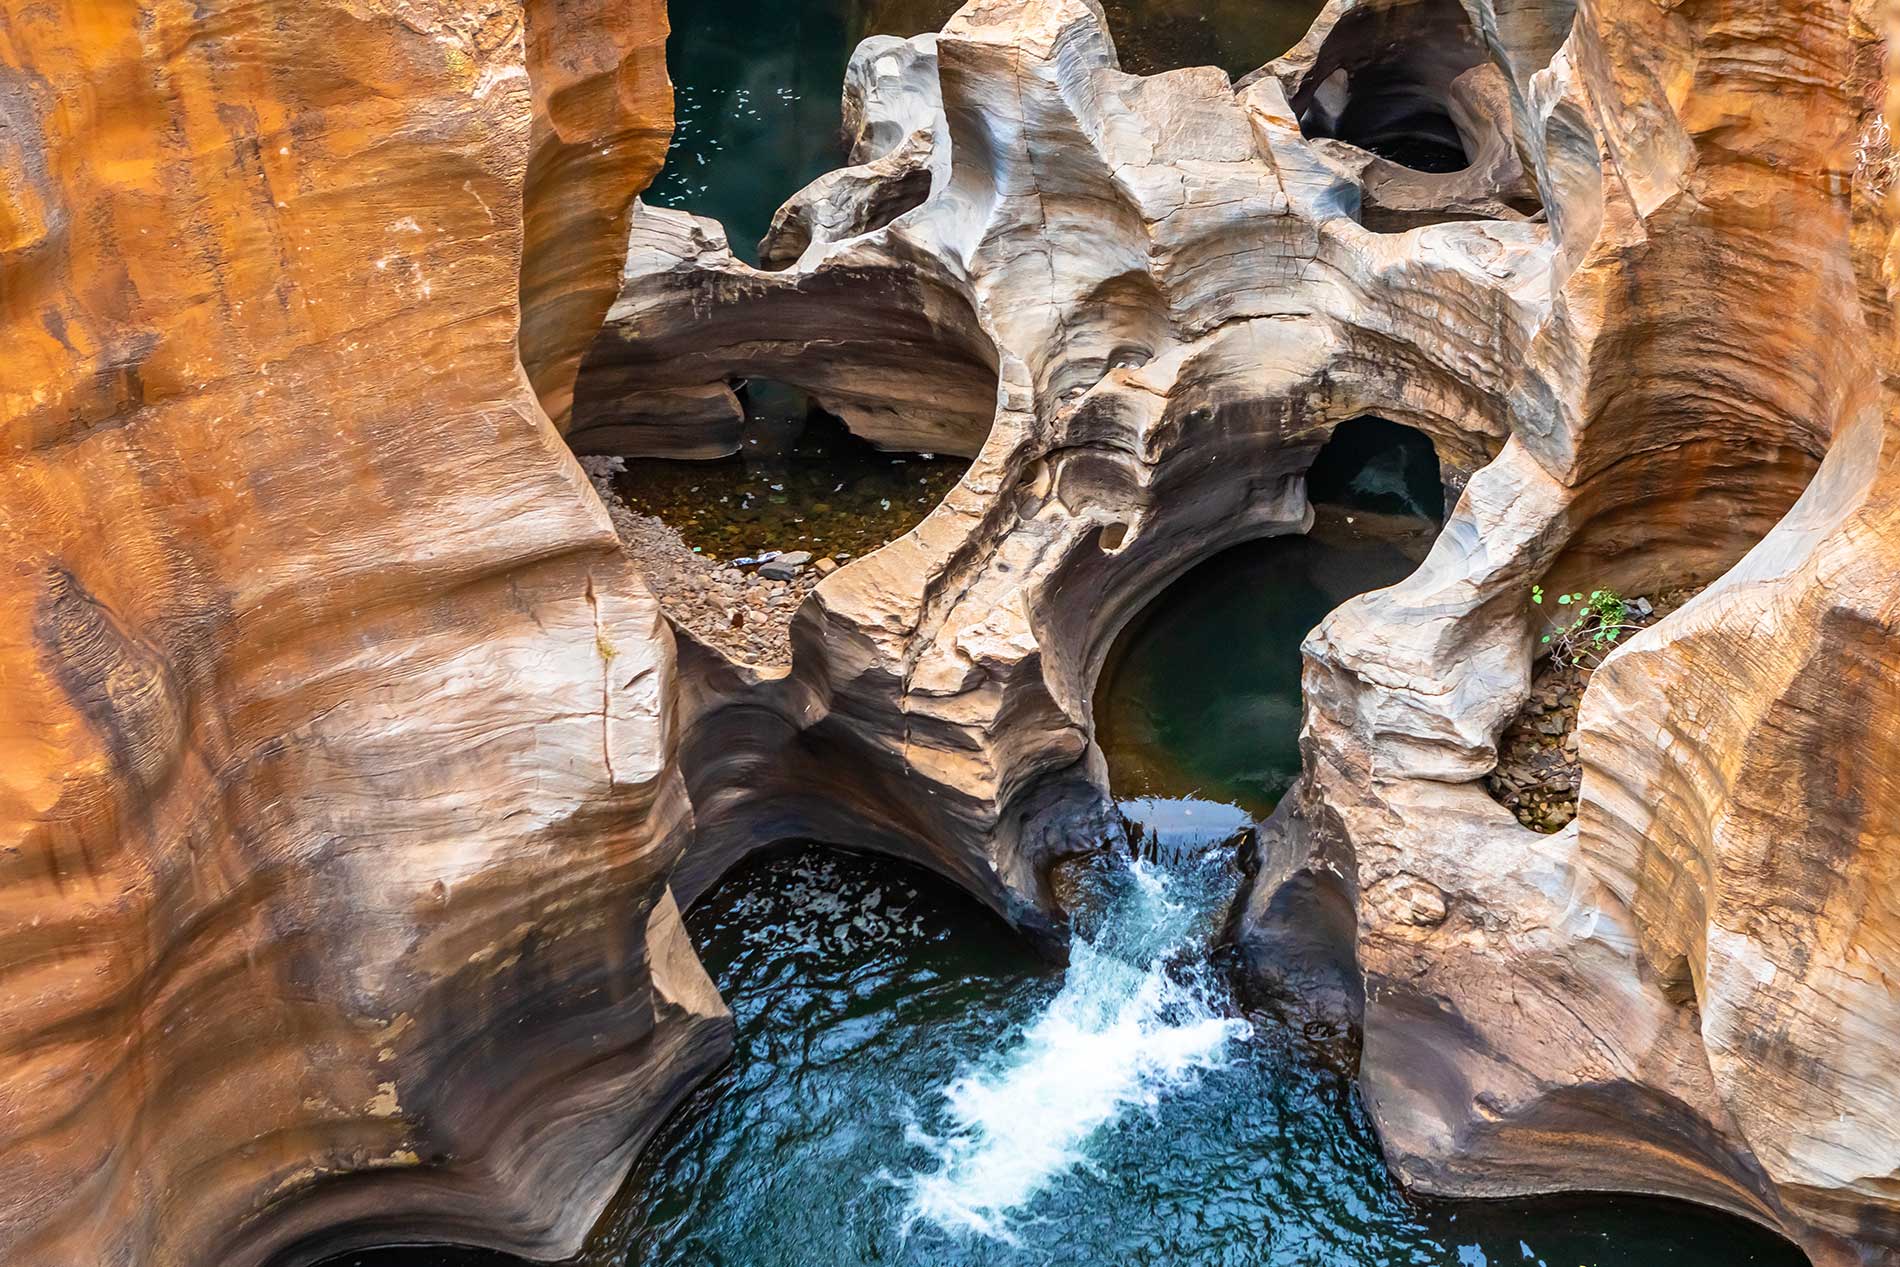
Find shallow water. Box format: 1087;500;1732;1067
330;424;1807;1267
611;384;967;564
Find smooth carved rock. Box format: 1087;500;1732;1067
576;0;1552;942
6;0;1895;1262
0;4;724;1266
1261;0;1541;231
1246;1;1899;1265
520;0;676;428
578;0;1900;1261
1570;5;1900;1251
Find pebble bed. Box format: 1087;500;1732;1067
584;457;829;667
1486;586;1700;832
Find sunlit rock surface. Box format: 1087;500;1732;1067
576;0;1900;1261
6;0;1900;1263
575;0;1549;939
0;3;724;1265
1247;1;1899;1264
520;0;676;428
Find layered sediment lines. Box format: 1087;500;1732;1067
0;3;724;1265
6;0;1900;1264
1245;2;1899;1264
576;0;1900;1261
574;0;1550;939
520;0;675;428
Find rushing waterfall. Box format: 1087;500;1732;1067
334;838;1818;1267
901;847;1251;1241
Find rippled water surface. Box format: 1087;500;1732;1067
332;421;1807;1267
328;847;1806;1267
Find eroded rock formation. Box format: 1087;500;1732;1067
574;0;1900;1262
0;3;724;1265
520;0;676;428
1246;2;1897;1264
575;0;1551;935
7;0;1900;1263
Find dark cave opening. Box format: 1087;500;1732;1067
1290;0;1490;174
1307;415;1448;523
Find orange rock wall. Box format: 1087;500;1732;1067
521;0;673;426
0;3;718;1266
1580;0;1900;1253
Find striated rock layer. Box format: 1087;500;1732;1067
520;0;674;428
574;0;1900;1262
574;0;1550;940
0;3;723;1266
1244;2;1900;1265
5;0;1900;1263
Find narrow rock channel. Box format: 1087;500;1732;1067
324;429;1804;1267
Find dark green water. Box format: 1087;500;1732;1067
328;428;1806;1267
1099;415;1446;820
644;0;1329;262
324;846;1806;1267
1096;509;1435;819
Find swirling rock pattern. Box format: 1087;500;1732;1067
1249;1;1899;1264
0;3;723;1265
7;0;1900;1263
576;0;1551;937
578;0;1900;1262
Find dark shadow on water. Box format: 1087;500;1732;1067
1095;505;1437;821
1308;416;1448;523
324;844;1808;1267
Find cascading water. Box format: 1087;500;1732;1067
900;849;1250;1241
332;838;1813;1267
328;407;1805;1267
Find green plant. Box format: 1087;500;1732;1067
1531;584;1635;669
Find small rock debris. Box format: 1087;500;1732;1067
1486;586;1702;833
582;457;822;667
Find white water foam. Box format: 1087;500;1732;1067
900;855;1250;1240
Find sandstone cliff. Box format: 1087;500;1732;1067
572;0;1900;1261
6;0;1900;1264
1252;1;1899;1263
0;3;723;1265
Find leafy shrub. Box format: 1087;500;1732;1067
1531;585;1634;669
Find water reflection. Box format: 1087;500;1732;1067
1096;507;1434;819
312;848;1810;1267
